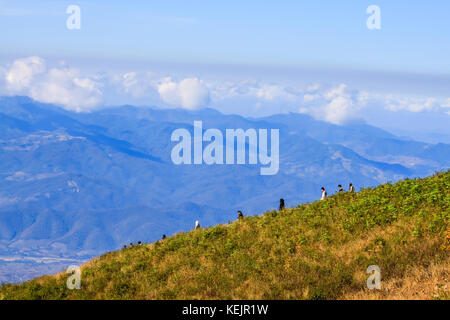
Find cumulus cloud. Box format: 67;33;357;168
5;56;45;92
299;84;368;125
322;84;363;124
209;80;449;123
2;56;449;120
2;57;102;112
29;68;102;112
157;77;210;110
111;71;159;99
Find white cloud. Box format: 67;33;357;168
384;96;439;112
111;71;159;99
299;84;368;125
5;56;45;91
323;95;357;124
303;93;318;103
2;57;102;112
122;72;141;97
209;80;257;100
157;77;210;110
305;83;321;92
441;98;450;109
255;84;297;101
29;68;102;112
210;80;299;102
2;56;450;120
357;90;370;105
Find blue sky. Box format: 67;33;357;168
0;0;449;142
1;0;450;73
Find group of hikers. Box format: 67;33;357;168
158;183;356;242
321;183;355;200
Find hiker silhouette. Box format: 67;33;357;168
279;199;285;211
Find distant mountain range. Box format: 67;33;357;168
0;96;449;283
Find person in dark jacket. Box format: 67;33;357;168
338;184;344;192
279;198;285;211
237;210;244;219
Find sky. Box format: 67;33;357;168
0;0;449;142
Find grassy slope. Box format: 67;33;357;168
1;171;449;300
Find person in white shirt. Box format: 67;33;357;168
320;187;327;200
195;220;200;229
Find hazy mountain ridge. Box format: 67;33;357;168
0;96;449;283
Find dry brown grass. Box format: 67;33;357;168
331;224;401;264
341;258;449;300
